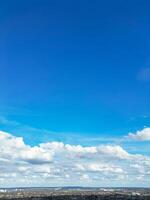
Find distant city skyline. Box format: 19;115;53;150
0;0;150;187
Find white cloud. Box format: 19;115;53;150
76;163;124;174
127;127;150;141
0;130;150;187
0;131;53;164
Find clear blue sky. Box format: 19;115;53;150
0;0;150;143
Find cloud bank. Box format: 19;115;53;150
0;130;150;187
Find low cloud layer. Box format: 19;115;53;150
127;127;150;141
0;130;150;187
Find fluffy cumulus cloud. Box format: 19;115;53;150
0;130;150;187
127;127;150;141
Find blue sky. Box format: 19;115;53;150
0;0;150;187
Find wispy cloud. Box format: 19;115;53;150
0;116;20;126
0;116;121;146
1;116;150;145
137;67;150;82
